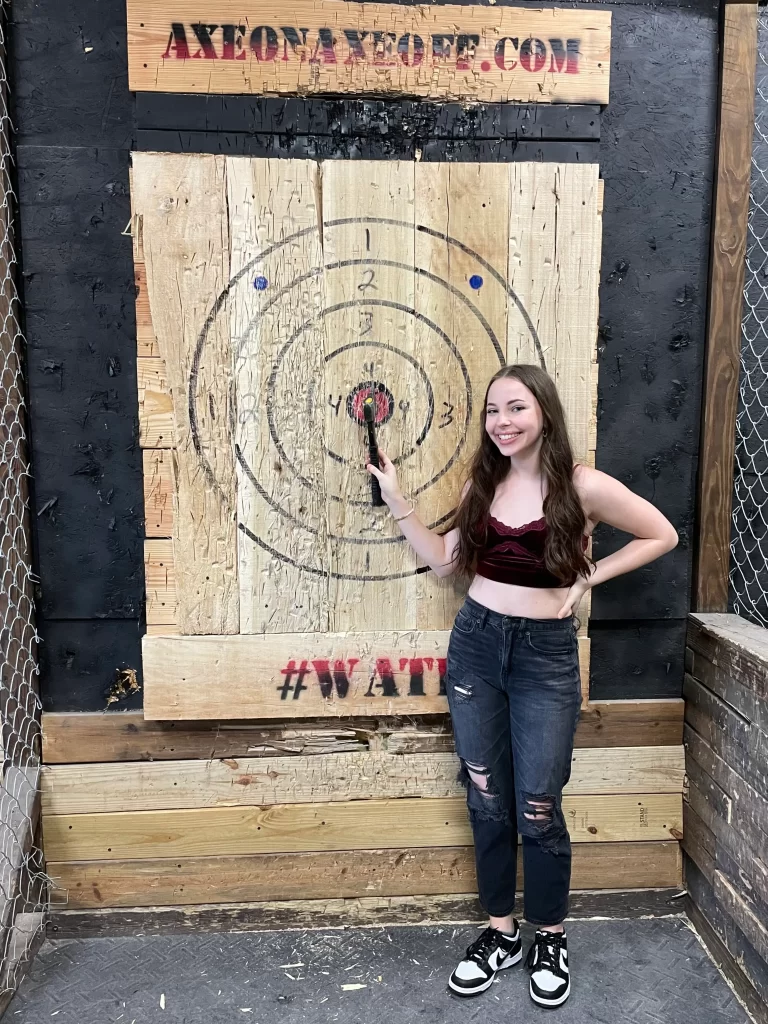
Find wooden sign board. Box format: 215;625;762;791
142;631;592;720
126;1;611;103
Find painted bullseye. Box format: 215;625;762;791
348;382;394;426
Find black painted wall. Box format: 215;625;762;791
8;0;719;711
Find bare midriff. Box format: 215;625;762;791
466;575;573;619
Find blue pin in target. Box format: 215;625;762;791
253;275;269;291
469;274;484;291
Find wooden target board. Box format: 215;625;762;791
132;156;601;719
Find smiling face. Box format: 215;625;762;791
484;376;545;455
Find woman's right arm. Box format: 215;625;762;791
388;494;460;577
368;451;464;578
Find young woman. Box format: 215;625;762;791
367;364;678;1009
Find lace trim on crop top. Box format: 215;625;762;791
474;513;589;589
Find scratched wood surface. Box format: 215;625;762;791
141;631;592;719
44;792;681;861
134;262;159;358
322;160;420;629
47;842;681;910
42;746;685;814
144;540;176;627
126;1;612;104
143;450;173;537
227;158;329;634
136;356;172;448
412;162;509;631
506;162;601;466
132;153;239;634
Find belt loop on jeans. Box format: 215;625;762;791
480;606;489;629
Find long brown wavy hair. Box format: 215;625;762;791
443;364;595;586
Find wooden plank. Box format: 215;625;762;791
134;262;159;358
43;792;682;861
135;96;603;140
136;355;173;448
684;722;768;840
40;701;685;764
320;159;419;631
714;869;768;966
684;674;768;799
687;612;768;703
137;133;599;163
126;2;611;104
142;631;590;719
682;800;715;885
507;162;600;467
47;841;681;910
227;157;329;634
41;745;684;814
412;162;508;631
685;758;768;908
573;700;684;749
48;888;685;940
688;644;768;736
144;539;176;627
42;713;374;764
714;830;768;938
694;7;757;612
143;450;173;538
132;152;238;633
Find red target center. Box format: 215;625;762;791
350;385;392;425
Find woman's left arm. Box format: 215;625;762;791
557;465;679;618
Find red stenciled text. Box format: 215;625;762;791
160;24;581;76
277;657;448;700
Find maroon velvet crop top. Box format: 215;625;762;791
475;515;589;589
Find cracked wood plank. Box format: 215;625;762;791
40;701;685;763
42;745;685;814
227;157;329;633
132;153;238;633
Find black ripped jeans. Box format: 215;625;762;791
445;595;583;926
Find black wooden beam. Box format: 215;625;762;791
135;130;599;162
135;95;601;141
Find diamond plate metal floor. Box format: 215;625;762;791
6;917;753;1024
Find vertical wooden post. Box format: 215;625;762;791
694;4;758;612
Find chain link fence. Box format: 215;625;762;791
730;11;768;628
0;0;48;1004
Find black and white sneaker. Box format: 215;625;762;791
448;922;522;996
525;929;570;1007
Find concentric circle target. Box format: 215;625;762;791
189;217;541;580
